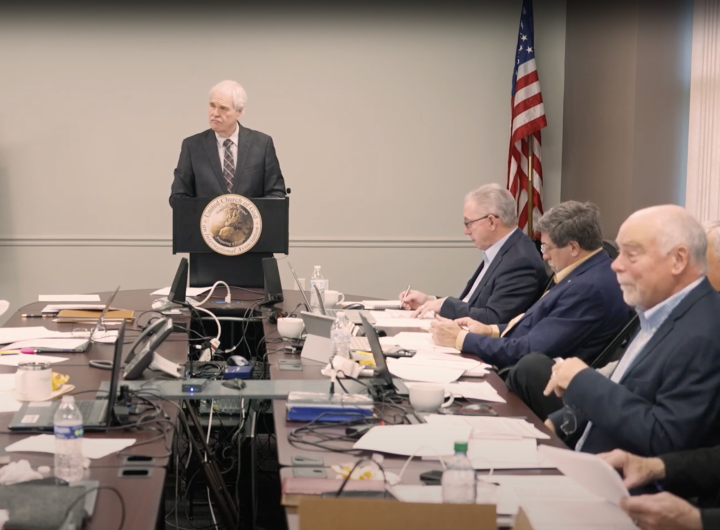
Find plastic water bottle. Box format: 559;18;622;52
309;266;327;313
54;395;84;482
442;441;476;504
330;311;352;360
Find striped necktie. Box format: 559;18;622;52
222;138;235;193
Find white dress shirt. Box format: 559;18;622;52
461;228;518;303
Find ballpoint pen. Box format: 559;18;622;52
401;285;412;306
21;314;51;318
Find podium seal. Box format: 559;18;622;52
200;194;263;256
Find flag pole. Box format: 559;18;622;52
527;134;534;236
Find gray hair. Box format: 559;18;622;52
655;213;707;272
704;220;720;258
464;183;518;226
210;80;247;112
536;201;603;251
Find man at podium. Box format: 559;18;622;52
169;80;286;208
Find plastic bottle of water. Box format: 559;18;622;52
442;441;476;504
54;395;84;482
309;266;327;314
330;311;352;360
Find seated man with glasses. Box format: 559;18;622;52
399;183;548;324
430;200;628;369
542;205;720;460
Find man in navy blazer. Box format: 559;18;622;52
544;205;720;458
430;201;628;369
400;184;547;325
169;80;286;208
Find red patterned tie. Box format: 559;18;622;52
222;139;235;193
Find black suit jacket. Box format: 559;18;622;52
169;124;286;207
439;229;548;324
661;446;720;525
548;279;720;457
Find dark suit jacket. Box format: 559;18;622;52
439;230;548;324
548;279;720;457
169;124;286;207
460;250;629;369
662;445;720;512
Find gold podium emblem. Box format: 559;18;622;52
200;194;263;256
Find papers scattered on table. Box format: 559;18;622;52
467;438;541;469
151;286;211;297
360;300;402;310
447;382;506;403
0;354;68;367
389;484;517;518
373;318;433;330
424;414;550;440
0;327;68;344
463;363;492;377
377;310;436;320
6;434;136;459
38;295;101;302
380;332;461;355
353;424;472;457
0;374;22;413
386;360;465;384
41;304;118;314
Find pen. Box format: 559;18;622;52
0;350;20;355
21;314;51;318
401;285;412;306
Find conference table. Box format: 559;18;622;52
1;287;565;530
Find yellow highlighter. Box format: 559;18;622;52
0;350;20;355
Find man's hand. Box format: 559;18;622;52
412;297;446;318
620;492;703;530
544;419;557;435
598;450;666;489
400;290;434;310
454;317;493;336
543;358;590;398
430;317;462;348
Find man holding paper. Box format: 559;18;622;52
542;206;720;458
600;448;718;530
399;184;547;324
429;201;628;369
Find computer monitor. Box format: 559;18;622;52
261;257;284;305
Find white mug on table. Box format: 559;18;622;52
15;360;52;401
409;383;455;412
324;290;345;308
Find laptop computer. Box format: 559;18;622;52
359;314;409;396
9;321;126;431
24;286;121;354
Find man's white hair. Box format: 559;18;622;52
704;220;720;257
464;183;518;227
653;207;708;273
210;80;247;112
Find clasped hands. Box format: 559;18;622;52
428;316;493;347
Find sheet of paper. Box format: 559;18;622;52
388;484;517;516
467;438;538;466
38;295;101;302
373;318;433;330
360;300;402;309
380;332;461;355
353;424;472;457
41;304;119;313
0;374;22;413
397;351;480;371
521;499;637;530
464;363;491;377
6;434;136;459
386;360;465;384
424;414;550;440
151;286;211;297
4;339;88;350
0;301;8;318
0;354;68;366
374;310;435;320
0;327;69;344
448;382;506;403
538;445;629;505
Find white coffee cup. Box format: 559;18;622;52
15;360;52;401
277;317;305;339
408;383;455;412
324;290;345;308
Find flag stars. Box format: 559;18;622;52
519;45;524;52
527;46;533;53
521;34;528;41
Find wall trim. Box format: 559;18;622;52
0;236;474;249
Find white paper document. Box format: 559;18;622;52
0;374;22;413
386;360;465;384
463;363;491;377
5;330;118;350
6;434;136;459
424;414;550;440
380;332;461;355
0;301;9;318
375;310;435;320
41;304;119;313
373;318;433;330
538;445;630;505
0;354;68;367
151;286;211;297
360;300;402;310
353;424;472;457
38;295;101;302
389;484;517;517
397;351;480;371
447;382;506;403
467;438;538;467
0;327;69;344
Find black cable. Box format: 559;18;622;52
334;457;389;497
59;485;125;530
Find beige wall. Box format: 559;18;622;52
561;1;693;238
0;4;566;321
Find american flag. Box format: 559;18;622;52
507;0;547;235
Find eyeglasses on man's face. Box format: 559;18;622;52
540;242;558;254
463;214;495;229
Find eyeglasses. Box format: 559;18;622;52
463;214;495;229
540;243;557;254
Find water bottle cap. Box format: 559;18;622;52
314;265;321;269
454;441;468;453
61;395;75;403
336;311;345;317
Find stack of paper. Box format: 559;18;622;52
0;354;68;367
361;300;403;310
353;424;472;457
0;327;69;345
38;295;101;302
424;414;550;440
41;304;118;314
6;435;136;459
386;359;465;384
151;287;211;297
380;332;460;355
377;310;435;320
